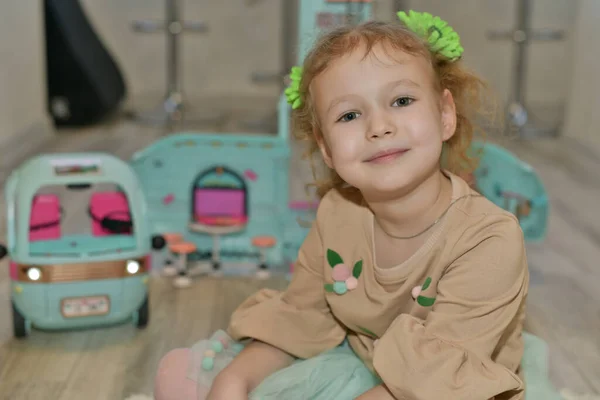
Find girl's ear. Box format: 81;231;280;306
315;129;334;169
440;88;457;142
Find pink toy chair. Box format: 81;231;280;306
169;241;197;289
161;232;184;277
89;191;132;236
252;235;276;280
29;194;62;242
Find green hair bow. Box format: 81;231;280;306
398;10;464;61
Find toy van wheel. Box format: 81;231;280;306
134;296;149;328
12;301;29;338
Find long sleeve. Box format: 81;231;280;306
227;215;347;359
372;216;528;400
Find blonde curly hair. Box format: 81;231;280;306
291;20;494;199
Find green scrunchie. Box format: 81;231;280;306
398;10;464;61
284;66;303;109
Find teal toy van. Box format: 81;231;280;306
0;153;165;338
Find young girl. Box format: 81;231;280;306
155;11;528;400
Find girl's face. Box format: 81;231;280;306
312;42;457;199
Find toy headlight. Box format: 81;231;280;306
27;267;42;281
126;260;140;275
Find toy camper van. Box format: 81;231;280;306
0;153;165;338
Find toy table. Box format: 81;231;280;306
187;221;247;271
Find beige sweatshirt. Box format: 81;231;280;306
228;172;529;400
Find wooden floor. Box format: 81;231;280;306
0;117;598;399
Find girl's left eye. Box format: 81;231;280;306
393;97;414;107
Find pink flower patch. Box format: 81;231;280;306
345;276;358;290
324;249;363;296
332;263;351;281
411;285;422;299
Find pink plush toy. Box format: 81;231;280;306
154;348;206;400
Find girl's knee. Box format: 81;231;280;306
155;348;198;400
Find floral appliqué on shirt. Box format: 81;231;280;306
412;277;436;306
324;249;362;295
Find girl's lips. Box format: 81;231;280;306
365;148;409;163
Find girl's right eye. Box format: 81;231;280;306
338;112;361;123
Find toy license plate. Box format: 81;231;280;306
61;295;110;318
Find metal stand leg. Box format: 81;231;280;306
393;0;409;11
173;252;192;288
487;0;565;138
130;0;226;128
241;0;297;132
247;0;297;88
242;0;368;132
255;248;270;280
162;255;178;277
210;234;222;276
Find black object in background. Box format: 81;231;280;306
44;0;127;127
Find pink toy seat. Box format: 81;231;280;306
9;261;18;280
29;194;61;242
90;191;132;236
194;188;247;226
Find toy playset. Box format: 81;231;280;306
129;129;309;281
130;0;375;286
0;154;165;338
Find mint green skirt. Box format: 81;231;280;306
187;330;564;400
187;329;380;399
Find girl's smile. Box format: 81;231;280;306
363;147;410;164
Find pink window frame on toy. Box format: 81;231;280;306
191;166;249;227
193;188;248;226
9;261;18;280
